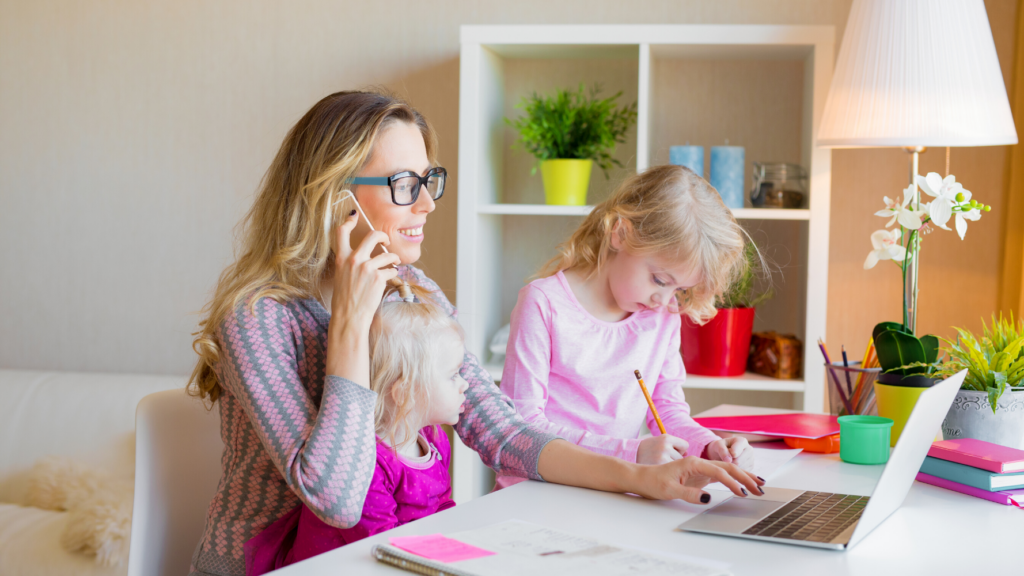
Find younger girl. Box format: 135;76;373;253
245;287;468;574
498;165;755;489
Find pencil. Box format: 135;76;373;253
634;370;666;435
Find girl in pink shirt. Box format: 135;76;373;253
498;165;757;489
244;287;468;574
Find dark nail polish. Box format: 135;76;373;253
757;476;766;482
700;493;711;504
350;209;357;216
758;487;765;495
741;488;749;496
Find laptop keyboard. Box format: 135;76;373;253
742;491;869;543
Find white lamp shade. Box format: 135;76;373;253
818;0;1018;148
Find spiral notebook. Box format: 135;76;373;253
372;520;731;576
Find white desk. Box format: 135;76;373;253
275;445;1019;575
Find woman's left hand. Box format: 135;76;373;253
705;437;755;471
632;456;764;504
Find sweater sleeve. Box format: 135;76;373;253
407;268;561;480
217;296;378;529
501;285;644;462
650;319;721;458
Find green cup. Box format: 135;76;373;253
838;415;894;465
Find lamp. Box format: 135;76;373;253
817;0;1017;333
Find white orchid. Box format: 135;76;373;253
915;172;987;240
875;185;926;229
916;172;964;231
864;229;907;270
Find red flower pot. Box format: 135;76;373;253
680;307;756;377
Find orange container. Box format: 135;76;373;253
784;433;840;454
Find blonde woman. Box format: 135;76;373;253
497;166;759;490
187;90;762;576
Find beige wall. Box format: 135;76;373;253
0;0;1017;413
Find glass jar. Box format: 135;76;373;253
750;163;807;209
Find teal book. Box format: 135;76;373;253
920;456;1024;492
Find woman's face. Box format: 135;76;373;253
350;121;436;265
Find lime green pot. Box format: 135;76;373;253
540;159;592;206
874;382;931;447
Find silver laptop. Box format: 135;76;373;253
678;371;965;550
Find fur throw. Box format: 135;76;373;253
26;457;133;567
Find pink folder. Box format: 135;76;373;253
916;472;1024;508
693;413;840;439
927;438;1024;474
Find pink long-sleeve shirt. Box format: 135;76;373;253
243;424;454;575
497;272;720;488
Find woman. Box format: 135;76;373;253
186;90;761;576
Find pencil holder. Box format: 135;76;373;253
825;362;880;417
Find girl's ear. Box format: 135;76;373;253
609;218;631;251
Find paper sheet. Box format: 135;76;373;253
704;447;802;491
443;520;732;576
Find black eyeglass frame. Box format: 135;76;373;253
345;166;447;206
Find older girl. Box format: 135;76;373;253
497;166;756;489
187;91;761;576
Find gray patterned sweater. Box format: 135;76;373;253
188;266;559;576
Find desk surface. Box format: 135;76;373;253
276;445;1019;575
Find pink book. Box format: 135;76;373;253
916;472;1024;508
693;413;839;439
927;438;1024;474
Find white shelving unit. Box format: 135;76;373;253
454;24;834;503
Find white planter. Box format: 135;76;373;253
941;389;1024;449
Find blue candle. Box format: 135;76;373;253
710;146;745;209
669;145;704;177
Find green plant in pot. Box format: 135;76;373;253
680;242;772;377
863;172;994;444
918;316;1024;449
507;84;637;206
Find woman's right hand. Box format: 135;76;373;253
328;212;401;334
632;456;765;505
636;434;690;465
324;212;401;384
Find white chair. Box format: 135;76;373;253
127;389;223;576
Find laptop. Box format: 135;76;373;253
677;370;966;550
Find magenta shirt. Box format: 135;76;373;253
244;425;454;575
497;272;720;488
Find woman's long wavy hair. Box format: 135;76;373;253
188;89;438;404
369;284;464;450
540;164;748;325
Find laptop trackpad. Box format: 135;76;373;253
679;498;785;534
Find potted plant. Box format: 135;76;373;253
862;172;993;444
507;84;637;206
910;316;1024;449
680;242;772;377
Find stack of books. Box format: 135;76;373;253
917;438;1024;507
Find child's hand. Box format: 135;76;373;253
637;434;690;465
706;437;755;471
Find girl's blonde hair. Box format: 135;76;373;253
541;164;748;324
188;89;438;403
369;285;464;448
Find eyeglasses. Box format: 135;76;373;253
346;167;447;206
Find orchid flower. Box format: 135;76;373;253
875;185;926;229
916;172;964;231
864;229;906;270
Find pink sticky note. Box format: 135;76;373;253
389;534;495;563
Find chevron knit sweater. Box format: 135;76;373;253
188;266;559;576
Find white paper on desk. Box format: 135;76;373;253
447;520;732;576
703;447;802;491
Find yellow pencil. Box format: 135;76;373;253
634;370;666;435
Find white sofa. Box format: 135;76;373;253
0;370;185;576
